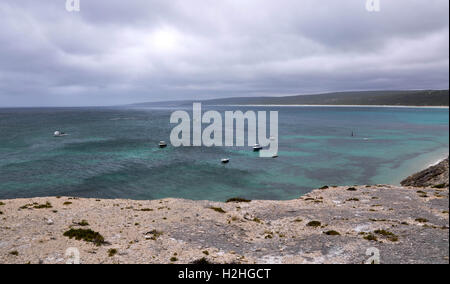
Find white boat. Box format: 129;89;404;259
158;141;168;148
221;158;230;164
53;131;67;137
253;144;263;151
272;153;279;158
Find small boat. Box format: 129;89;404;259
253;144;263;151
272;153;279;158
158;141;168;148
53;131;67;137
221;158;230;164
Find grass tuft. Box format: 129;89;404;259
374;229;399;242
76;220;89;226
63;228;105;246
145;229;163;240
306;221;321;228
191;257;213;264
140;208;153;212
209;207;226;213
433;184;447;189
363;234;378;241
324;230;341;236
108;248;118;257
346;198;360;202
226;197;251;203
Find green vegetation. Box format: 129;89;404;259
76;220;89;226
9;251;19;256
170;257;178;262
140;208;153;212
63;228;105;246
363;234;378;241
202;250;209;256
415;218;428;223
226;197;251;203
146;229;163;240
306;221;321;228
20;201;53;210
35;202;53;209
0;202;5;206
63;202;72;206
191;257;213;264
199;90;450;107
346;187;357;191
370;218;387;222
263;231;274;239
139;90;449;107
324;230;341;236
374;229;399;242
253;217;262;224
433;184;447;189
346;198;360;202
320;186;329;190
108;248;118;257
209;207;226;213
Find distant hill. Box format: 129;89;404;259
129;90;449;107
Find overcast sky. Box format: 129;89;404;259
0;0;448;106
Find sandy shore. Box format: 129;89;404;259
1;184;448;264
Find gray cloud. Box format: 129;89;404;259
0;0;448;106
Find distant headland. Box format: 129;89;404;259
128;90;449;107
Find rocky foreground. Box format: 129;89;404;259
0;182;448;264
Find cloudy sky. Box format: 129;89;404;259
0;0;448;106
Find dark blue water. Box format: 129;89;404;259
0;106;448;201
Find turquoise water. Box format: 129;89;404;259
0;106;448;201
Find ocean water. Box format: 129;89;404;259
0;106;448;201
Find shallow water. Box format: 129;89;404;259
0;106;448;201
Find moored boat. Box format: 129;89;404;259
159;141;168;148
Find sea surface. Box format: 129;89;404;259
0;106;448;201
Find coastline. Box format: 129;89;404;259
385;150;450;186
210;104;450;109
428;155;449;168
0;160;448;264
